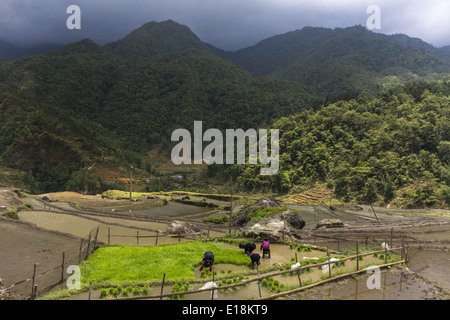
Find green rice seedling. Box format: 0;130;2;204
228;269;233;274
100;289;108;299
133;286;141;296
112;288;119;298
220;269;225;274
142;285;149;296
116;285;123;294
108;287;114;295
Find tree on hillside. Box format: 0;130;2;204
361;178;381;224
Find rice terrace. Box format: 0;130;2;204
2;0;450;310
1;186;449;301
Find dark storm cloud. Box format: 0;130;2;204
0;0;449;50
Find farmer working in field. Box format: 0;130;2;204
199;251;214;272
239;242;256;256
249;252;261;270
260;239;270;258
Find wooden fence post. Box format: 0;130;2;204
31;263;38;299
137;231;139;245
295;252;302;287
108;227;110;245
401;238;404;261
384;243;388;264
85;233;91;260
356;241;359;271
79;239;83;263
94;227;99;250
257;264;262;298
155;231;159;246
61;252;65;282
211;267;215;301
88;281;92;300
327;247;331;278
160;272;166;301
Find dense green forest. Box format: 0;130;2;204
0;20;449;209
215;82;450;208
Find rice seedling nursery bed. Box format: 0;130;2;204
41;238;401;300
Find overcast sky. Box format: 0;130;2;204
1;0;449;50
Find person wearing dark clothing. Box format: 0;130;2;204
199;251;214;272
249;252;261;269
260;239;271;258
239;242;256;256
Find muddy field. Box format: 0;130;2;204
1;187;450;300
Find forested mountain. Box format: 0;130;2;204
223;82;450;208
0;20;449;208
0;20;315;192
225;25;450;98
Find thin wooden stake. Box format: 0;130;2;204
160;272;166;300
94;227;99;250
257;264;262;298
327;247;331;278
88;281;92;300
137;231;140;245
295;252;302;287
31;263;38;299
384;242;388;264
211;266;215;301
79;239;83;263
155;231;159;246
356;241;359;271
85;233;91;260
61;252;65;282
108;227;110;245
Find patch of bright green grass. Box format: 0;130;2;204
80;242;249;286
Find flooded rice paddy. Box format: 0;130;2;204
2;190;450;300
